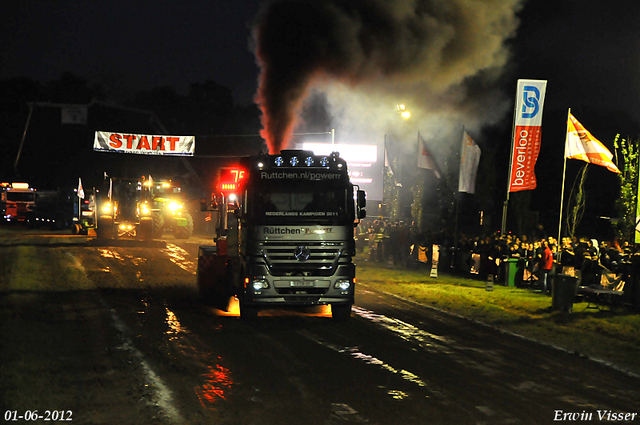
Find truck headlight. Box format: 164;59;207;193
140;203;150;215
102;202;112;214
252;279;269;291
334;280;351;291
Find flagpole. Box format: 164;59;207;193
636;149;640;244
454;126;464;269
78;187;81;226
76;177;83;233
501;102;518;235
383;133;387;212
557;108;571;249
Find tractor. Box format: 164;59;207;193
146;179;193;239
96;177;153;241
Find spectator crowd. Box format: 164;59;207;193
356;218;639;303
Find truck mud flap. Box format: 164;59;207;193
197;246;232;311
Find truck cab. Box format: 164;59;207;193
198;150;366;320
1;182;37;223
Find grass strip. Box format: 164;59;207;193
356;259;640;376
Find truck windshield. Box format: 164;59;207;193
250;182;350;223
152;185;181;197
7;192;36;202
113;181;140;201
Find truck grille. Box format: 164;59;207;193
258;241;346;277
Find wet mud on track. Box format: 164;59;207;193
1;232;639;424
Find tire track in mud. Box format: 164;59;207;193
74;244;196;290
68;243;232;424
106;301;184;424
68;246;196;423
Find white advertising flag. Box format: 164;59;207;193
384;145;394;176
417;133;441;178
458;131;481;194
77;178;85;199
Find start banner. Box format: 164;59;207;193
93;131;195;156
508;79;547;192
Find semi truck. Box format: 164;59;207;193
1;182;37;224
27;187;96;233
197;150;366;320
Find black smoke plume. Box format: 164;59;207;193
254;0;524;153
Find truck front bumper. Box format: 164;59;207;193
243;294;354;307
243;264;355;306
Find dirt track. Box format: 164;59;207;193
2;231;639;424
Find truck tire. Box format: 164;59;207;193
138;218;153;241
50;214;65;231
174;212;194;239
331;304;352;321
26;216;36;229
240;301;259;320
97;217;114;240
197;252;233;310
200;288;233;312
152;212;164;238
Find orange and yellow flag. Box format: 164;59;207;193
565;113;620;173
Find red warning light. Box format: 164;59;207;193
218;168;245;192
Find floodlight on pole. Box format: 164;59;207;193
396;104;410;119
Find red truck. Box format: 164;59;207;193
1;182;37;224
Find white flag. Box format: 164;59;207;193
77;178;85;199
384;145;401;187
417;133;441;178
384;145;394;176
458;131;481;193
103;172;112;199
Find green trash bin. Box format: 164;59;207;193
504;258;521;287
552;274;579;312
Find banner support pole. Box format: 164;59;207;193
501;103;518;236
557;108;571;249
454;126;465;268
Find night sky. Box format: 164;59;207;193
3;0;640;237
3;1;640;114
1;1;262;105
